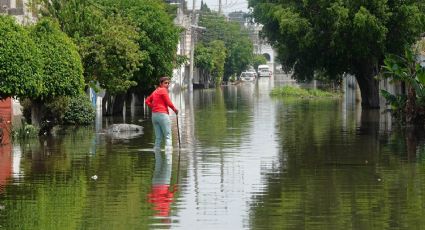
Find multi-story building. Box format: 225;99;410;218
240;19;277;72
171;3;192;90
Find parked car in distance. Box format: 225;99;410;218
239;72;256;81
257;64;272;77
246;66;258;78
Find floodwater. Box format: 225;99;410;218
1;75;425;229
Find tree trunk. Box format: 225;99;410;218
30;101;43;127
112;93;126;116
136;93;147;107
405;127;417;162
30;100;55;135
125;91;132;111
356;74;380;109
405;85;416;123
102;92;114;116
131;90;144;107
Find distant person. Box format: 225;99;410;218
145;77;178;151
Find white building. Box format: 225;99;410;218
0;0;36;24
170;6;192;91
245;23;277;72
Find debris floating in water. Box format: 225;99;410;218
91;175;98;180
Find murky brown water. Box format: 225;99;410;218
0;75;425;229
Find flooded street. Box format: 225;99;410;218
1;75;425;229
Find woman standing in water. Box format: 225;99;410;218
145;77;178;151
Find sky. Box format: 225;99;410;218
188;0;249;14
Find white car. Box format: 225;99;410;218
245;67;258;78
257;64;272;77
239;72;256;81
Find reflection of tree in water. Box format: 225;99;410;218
193;87;254;148
384;127;425;162
249;99;425;229
0;127;163;229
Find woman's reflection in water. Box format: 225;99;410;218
148;148;176;219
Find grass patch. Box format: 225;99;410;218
270;85;339;98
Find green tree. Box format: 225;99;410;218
78;15;145;95
198;11;253;80
29;18;84;99
84;0;180;115
381;49;425;124
195;40;227;86
249;0;425;108
0;16;43;99
38;0;145;95
210;40;227;85
252;54;267;70
100;0;180;89
28;18;87;130
195;43;214;72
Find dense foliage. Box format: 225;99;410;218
62;95;96;125
22;93;95;128
36;0;178;117
0;16;43;99
252;54;267;70
99;0;180;89
0;16;89;130
249;0;425;108
198;11;253;80
79;16;145;94
381;49;425;124
38;0;145;94
195;40;227;85
29;18;85;99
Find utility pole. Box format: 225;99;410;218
188;0;196;92
218;0;222;14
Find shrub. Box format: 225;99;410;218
380;49;425;124
11;120;39;140
63;95;95;125
44;96;70;124
21;94;95;126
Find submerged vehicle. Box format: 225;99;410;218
239;72;256;81
245;66;258;78
257;64;272;77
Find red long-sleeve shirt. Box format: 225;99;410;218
145;87;177;114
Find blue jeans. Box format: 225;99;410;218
152;113;172;149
